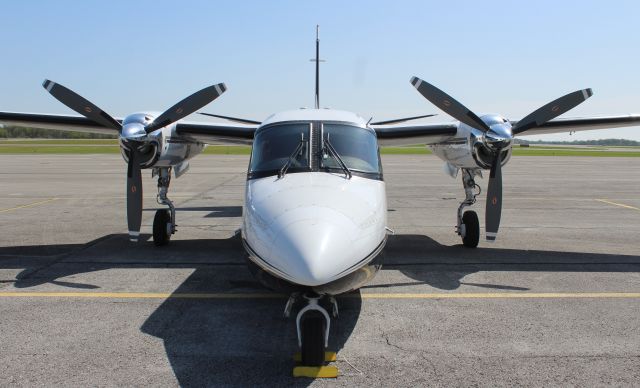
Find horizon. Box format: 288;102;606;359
1;1;639;141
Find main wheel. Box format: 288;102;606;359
461;210;479;248
300;314;325;366
153;209;171;246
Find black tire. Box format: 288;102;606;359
153;209;171;246
462;210;479;248
300;314;325;366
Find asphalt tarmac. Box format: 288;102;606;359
0;154;639;387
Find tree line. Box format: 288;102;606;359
514;138;639;146
0;126;116;139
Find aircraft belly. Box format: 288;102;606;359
243;172;387;288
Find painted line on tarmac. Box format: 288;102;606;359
0;292;639;299
595;199;640;212
0;198;59;213
358;292;640;299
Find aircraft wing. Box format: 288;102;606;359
0;111;258;144
0;111;120;136
372;122;458;146
175;121;257;145
512;114;640;136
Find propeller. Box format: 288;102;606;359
410;76;592;242
43;79;227;242
485;152;502;241
126;146;143;242
145;83;227;132
410;77;491;132
512;88;593;134
42;80;122;131
43;79;227;134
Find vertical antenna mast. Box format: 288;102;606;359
310;25;325;109
315;25;320;109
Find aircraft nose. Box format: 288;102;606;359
272;213;355;286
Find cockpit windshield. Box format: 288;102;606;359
249;123;310;173
321;124;380;174
248;121;381;179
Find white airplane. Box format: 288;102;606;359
2;28;639;367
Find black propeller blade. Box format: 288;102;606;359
42;79;121;131
145;83;227;132
198;112;261;125
370;113;437;126
485;151;503;241
126;146;143;242
410;76;491;132
512;88;593;134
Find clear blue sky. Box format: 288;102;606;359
1;0;639;140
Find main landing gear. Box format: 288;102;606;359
285;293;338;368
456;169;481;248
153;167;176;246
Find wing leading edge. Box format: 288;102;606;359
372;114;640;145
175;122;256;144
0;111;120;136
512;114;640;136
373;122;458;146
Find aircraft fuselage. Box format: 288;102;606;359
240;109;388;295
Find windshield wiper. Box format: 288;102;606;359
278;134;307;179
322;135;352;179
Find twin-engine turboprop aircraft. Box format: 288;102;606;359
2;29;639;367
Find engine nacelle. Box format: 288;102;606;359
429;117;512;171
119;115;205;170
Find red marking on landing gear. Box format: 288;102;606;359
131;186;137;193
492;196;497;205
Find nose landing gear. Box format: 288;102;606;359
286;293;339;377
153;167;176;246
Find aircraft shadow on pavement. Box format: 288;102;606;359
143;205;243;218
0;233;359;387
1;233;639;385
372;234;640;291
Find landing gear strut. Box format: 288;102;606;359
456;169;481;248
285;293;337;366
153;167;176;246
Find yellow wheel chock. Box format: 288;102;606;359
292;351;339;378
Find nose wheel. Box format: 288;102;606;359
300;312;326;366
286;293;336;367
153;209;172;246
461;210;479;248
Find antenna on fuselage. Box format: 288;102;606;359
310;25;325;109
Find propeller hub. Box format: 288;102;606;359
121;122;147;141
484;122;513;151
